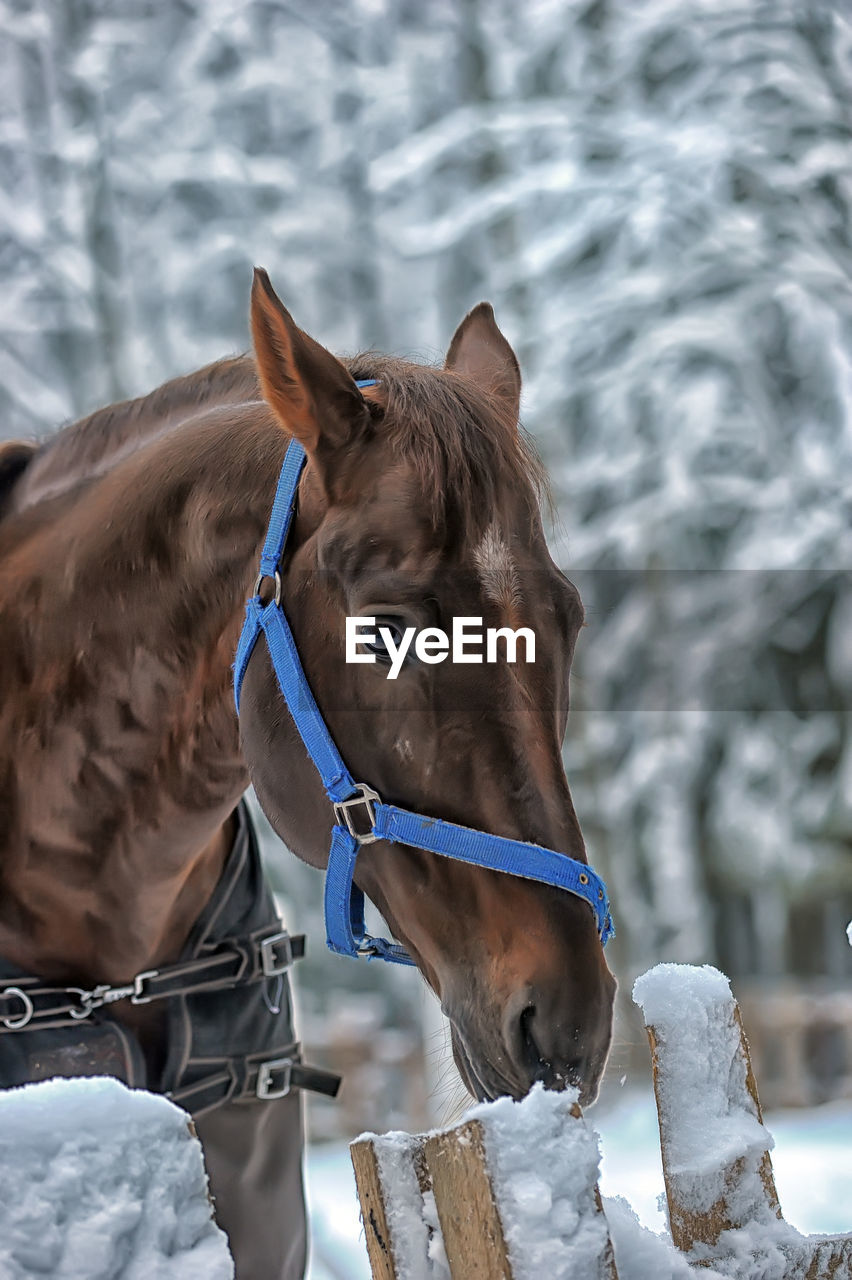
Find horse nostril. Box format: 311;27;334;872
517;1004;586;1092
519;1004;561;1085
519;1003;539;1070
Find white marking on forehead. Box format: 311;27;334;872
473;523;520;607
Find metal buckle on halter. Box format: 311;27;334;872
256;1056;293;1100
260;931;294;977
333;784;380;843
0;986;34;1030
355;937;380;959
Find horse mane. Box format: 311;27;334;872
14;356;261;510
10;349;547;538
346;353;550;541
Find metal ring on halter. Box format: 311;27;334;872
254;570;283;607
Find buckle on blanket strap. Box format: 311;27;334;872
0;927;304;1031
167;1047;341;1114
259;931;295;977
256;1055;293;1099
251;1054;340;1102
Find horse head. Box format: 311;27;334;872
238;270;616;1106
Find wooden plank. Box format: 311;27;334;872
350;1137;401;1280
425;1119;514;1280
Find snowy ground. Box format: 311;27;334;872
305;1092;852;1279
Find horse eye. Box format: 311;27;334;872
365;616;407;663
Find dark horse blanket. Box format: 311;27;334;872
0;803;334;1280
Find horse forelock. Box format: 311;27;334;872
344;353;548;545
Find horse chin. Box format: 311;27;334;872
450;1031;495;1103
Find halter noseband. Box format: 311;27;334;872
233;382;614;965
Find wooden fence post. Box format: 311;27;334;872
644;1003;781;1251
425;1107;618;1280
353;1100;618;1280
353;964;852;1279
635;963;852;1278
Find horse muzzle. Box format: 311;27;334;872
446;965;616;1108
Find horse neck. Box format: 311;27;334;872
0;396;287;985
10;356;260;513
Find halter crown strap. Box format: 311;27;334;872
258;439;307;583
234;379;614;964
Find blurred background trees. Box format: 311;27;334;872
2;0;852;1124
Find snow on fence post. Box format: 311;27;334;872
425;1105;618;1280
633;962;852;1278
353;963;851;1279
349;1132;437;1279
633;963;781;1251
351;1088;618;1280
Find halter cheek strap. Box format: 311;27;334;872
234;383;614;965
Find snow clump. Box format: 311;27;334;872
0;1076;233;1280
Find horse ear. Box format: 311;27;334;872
250;268;368;455
444;302;521;424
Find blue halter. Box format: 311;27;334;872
233;383;614;965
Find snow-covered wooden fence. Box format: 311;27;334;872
635;964;852;1279
351;1097;617;1280
350;964;852;1280
0;1076;233;1280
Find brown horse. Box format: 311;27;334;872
0;272;615;1279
